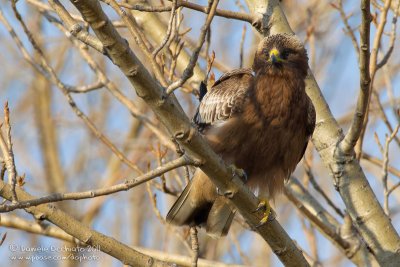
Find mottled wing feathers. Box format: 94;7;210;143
194;68;254;129
212;68;253;87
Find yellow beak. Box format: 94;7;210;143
269;48;282;63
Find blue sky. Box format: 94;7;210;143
0;0;399;266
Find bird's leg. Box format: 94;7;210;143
216;164;247;196
255;199;272;227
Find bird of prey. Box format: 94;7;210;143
167;33;316;238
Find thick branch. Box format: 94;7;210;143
246;0;400;266
68;0;309;266
0;181;172;266
285;178;377;266
0;215;247;267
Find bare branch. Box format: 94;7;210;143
362;152;400;178
0;102;17;202
376;0;400;69
33;0;104;53
0;180;174;266
66;81;104;93
68;0;310;265
381;124;400;216
152;0;178;59
166;0;220;95
304;156;344;218
102;0;170;88
190;227;199;267
118;0;255;25
340;0;371;153
354;0;394;156
43;9;174;149
285;177;375;266
4;3;143;173
0;156;194;212
246;0;400;265
0;214;249;267
335;0;360;60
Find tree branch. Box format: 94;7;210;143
340;0;371;153
0;181;173;266
118;0;256;25
353;0;394;157
67;0;310;266
0;214;248;267
245;0;400;266
285;177;377;266
166;0;219;95
0;156;194;212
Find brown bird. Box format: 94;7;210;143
166;33;316;237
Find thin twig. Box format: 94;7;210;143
0;103;17;202
383;64;400;122
190;227;199;267
102;0;169;87
118;0;255;25
388;181;400;196
354;0;393;157
381;124;400;216
152;0;178;59
372;91;400;147
204;28;211;70
335;0;360;60
0;156;196;212
42;10;174;149
145;182;192;254
370;0;393;73
229;229;252;266
68;1;312;264
1;214;248;267
0;231;7;247
284;177;371;264
0;182;173;266
304;158;344;217
6;3;144;173
66;81;104;93
376;0;400;69
340;0;371;153
36;0;104;53
299;217;320;265
362;152;400;178
166;0;220;95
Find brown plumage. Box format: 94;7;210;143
166;33;316;237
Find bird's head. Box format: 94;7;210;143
252;34;308;78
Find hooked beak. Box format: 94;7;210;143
269;48;281;64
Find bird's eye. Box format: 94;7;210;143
281;49;293;59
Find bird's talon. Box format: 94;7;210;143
227;164;247;182
254;200;271;228
255;201;266;212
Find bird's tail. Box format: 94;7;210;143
206;196;236;238
166;171;235;238
166;177;209;226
